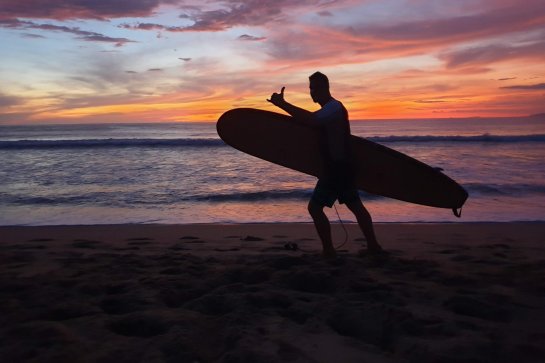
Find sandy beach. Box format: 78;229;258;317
1;222;544;362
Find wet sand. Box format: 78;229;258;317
1;222;544;362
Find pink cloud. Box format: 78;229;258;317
261;0;545;72
354;4;544;42
441;40;545;68
1;0;332;25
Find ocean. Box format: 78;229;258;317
1;116;544;225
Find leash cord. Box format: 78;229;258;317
333;203;349;250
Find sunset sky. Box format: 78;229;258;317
1;0;544;124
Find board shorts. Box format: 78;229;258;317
310;161;359;208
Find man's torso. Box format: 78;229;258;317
314;98;351;162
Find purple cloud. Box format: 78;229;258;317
1;19;135;46
0;93;23;107
0;0;163;20
317;10;333;16
119;22;166;31
122;1;328;33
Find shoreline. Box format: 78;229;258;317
2;222;545;362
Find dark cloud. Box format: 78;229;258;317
238;34;266;41
147;68;163;71
178;57;192;61
500;83;545;90
498;77;516;81
1;19;135;46
119;22;166;31
0;0;164;20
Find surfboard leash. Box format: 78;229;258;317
333;203;349;250
283;203;349;253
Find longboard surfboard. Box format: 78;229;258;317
217;108;468;217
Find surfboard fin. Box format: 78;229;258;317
452;207;463;218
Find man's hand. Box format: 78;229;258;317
267;87;286;107
266;86;313;125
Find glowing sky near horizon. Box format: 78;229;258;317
1;0;544;124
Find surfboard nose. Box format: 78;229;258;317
217;108;252;140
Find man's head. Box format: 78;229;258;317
309;72;331;104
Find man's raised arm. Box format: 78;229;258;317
267;87;315;127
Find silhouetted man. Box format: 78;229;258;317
268;72;383;258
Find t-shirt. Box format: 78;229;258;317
313;98;351;162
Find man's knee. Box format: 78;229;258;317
346;199;364;213
347;199;371;217
308;200;324;217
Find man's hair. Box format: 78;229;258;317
309;71;329;89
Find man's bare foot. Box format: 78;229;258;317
322;248;337;259
367;241;383;253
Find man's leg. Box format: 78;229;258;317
308;200;336;258
345;199;383;252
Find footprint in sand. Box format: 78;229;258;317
107;313;170;337
168;243;190;251
125;237;153;247
214;247;241;252
9;244;47;250
72;239;101;249
241;236;264;241
113;246;140;251
179;236;205;244
27;238;55;242
128;240;153;246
